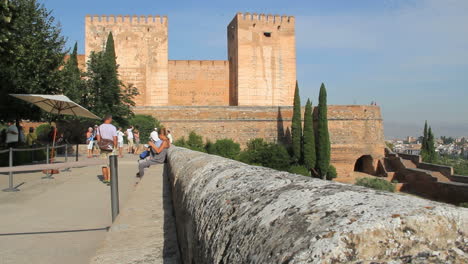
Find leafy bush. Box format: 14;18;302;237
176;131;205;152
36;123;51;143
174;137;187;147
0;148;47;166
436;155;468;176
289;165;310;176
128;115;160;143
204;140;216;154
238;138;269;164
239;138;290;171
327;164;337;180
459;202;468;208
210;139;240;159
355;177;395;192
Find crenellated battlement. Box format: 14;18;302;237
85;14;168;25
236;12;294;24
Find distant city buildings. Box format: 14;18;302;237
387;136;468;158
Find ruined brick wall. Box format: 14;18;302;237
168;60;229;106
228;13;296;106
85;15;169;106
134;105;385;178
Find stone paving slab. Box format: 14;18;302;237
90;164;181;264
0;154;139;264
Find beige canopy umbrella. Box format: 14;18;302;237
10;94;100;176
9;94;100;119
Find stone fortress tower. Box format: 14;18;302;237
228;13;296;106
83;12;385;180
85;15;169;106
85;12;296;107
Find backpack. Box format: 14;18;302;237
139;150;150;159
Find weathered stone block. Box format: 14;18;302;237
167;147;467;264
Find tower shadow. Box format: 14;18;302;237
277;107;292;145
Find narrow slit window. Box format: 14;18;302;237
264;32;271;37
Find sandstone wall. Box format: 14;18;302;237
228;13;296;106
168;60;229;106
85;15;169;106
134;105;385;178
167;147;468;263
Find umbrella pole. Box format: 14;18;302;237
43;125;58;178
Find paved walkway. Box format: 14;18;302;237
0;154;141;264
90;164;181;264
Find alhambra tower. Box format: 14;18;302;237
227;13;296;106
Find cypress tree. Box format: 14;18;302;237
291;81;302;163
426;127;436;163
421;121;428;154
316;83;330;180
61;42;83;104
303;99;316;171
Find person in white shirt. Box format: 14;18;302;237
126;126;134;154
150;127;159;142
167;129;173;144
5;121;19;148
117;127;125;158
96;115;117;183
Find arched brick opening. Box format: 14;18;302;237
354;155;375;175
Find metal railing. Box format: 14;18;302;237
1;144;74;192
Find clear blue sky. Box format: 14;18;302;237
42;0;468;138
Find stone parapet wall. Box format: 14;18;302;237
167;147;468;263
135;105;385;177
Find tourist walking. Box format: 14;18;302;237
96;115;117;183
126;126;134;154
136;128;170;180
86;127;94;158
117;127;124;158
92;124;100;156
5;121;19;148
167;129;173;143
134;129;140;154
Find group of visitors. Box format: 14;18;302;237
88;115;172;184
87;125;146;158
2;121;38;148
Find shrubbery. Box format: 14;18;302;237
175;131;205;152
129;115;160;142
289;165;310;176
239;138;290;171
36;123;52;143
355;177;395;192
209;139;240;159
174;134;338;179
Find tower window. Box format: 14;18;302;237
264;32;271;37
253;23;256;28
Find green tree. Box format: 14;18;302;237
128;114;160;142
186;131;205;152
303;99;316;171
291;81;302;163
238;138;290;171
0;0;66;121
421;120;428;155
85;32;138;123
316;83;331;180
59;42;85;104
424;127;437;163
0;0;14;52
210;139;241;159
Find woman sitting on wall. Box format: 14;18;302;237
136;127;170;179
